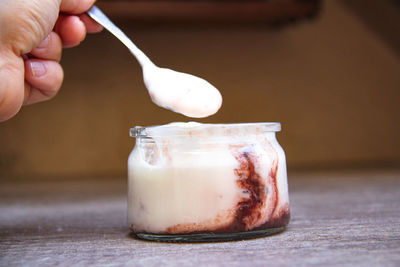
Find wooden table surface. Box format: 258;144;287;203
1;170;399;266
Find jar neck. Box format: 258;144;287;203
136;132;277;146
131;122;281;140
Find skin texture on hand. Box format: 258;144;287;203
0;0;102;122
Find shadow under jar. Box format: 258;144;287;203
128;122;290;242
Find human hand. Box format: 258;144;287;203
0;0;102;122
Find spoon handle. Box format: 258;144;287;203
87;5;154;68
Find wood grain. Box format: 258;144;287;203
1;170;399;266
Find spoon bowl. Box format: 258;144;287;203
143;66;222;118
87;6;222;118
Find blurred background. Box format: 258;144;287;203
0;0;399;179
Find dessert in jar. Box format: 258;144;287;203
128;122;290;242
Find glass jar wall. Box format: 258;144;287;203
128;122;289;242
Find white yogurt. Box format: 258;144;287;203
143;66;222;118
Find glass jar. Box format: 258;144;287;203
128;122;289;242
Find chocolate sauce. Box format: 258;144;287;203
231;150;267;231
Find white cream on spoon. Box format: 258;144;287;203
87;6;222;118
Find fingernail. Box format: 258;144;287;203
30;61;46;77
37;35;50;48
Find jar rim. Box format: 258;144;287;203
130;122;281;138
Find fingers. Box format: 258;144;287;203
55;15;86;48
23;82;60;105
24;59;64;105
23;32;64;105
55;1;103;48
30;32;63;61
60;0;97;14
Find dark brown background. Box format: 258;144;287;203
0;0;399;178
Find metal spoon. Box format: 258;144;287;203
87;6;222;118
